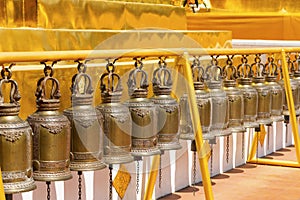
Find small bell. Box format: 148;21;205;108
237;56;259;128
125;58;160;157
63;62;106;170
27;62;72;181
0;65;36;194
264;57;284;122
222;57;245;133
251;55;272;125
206;56;230;137
179;57;213;141
151;58;181;150
97;61;134;164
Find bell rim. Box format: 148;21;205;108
4;178;36;194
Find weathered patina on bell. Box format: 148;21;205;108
0;66;36;194
251;58;272;125
125;59;160;157
97;62;134;164
237;58;259;128
279;57;300;116
179;58;212;140
64;62;106;170
151;58;181;150
27;63;72;181
222;59;245;133
264;57;284;122
206;58;230;137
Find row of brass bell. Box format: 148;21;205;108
179;54;300;143
0;57;182;194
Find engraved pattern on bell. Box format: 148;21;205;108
28;63;72;181
0;65;36;193
266;78;284;122
97;61;134;164
151;58;181;150
64;62;106;171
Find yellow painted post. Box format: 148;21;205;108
183;53;214;200
0;168;5;200
281;49;300;163
247;131;258;161
143;155;160;200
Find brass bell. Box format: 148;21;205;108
222;58;245;133
264;57;284;122
293;55;300;114
179;57;212;140
237;56;259;128
97;61;134;164
63;62;106;170
151;58;181;150
278;57;299;117
0;66;36;194
206;57;230;137
125;58;160;157
27;62;72;181
251;56;272;125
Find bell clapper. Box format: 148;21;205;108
109;165;113;200
5;194;13;200
46;181;51;200
208;138;216;176
78;171;83;200
255;126;261;162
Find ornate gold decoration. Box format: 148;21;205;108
113;164;131;199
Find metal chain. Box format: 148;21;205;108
109;165;113;200
226;136;230;163
242;134;245;160
46;181;51;200
193;151;196;196
78;171;82;200
159;155;162;188
210;144;213;175
136;161;140;194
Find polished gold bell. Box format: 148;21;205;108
180;58;212;140
125;59;160;157
264;57;284;122
237;59;259;128
97;62;134;164
64;62;106;170
251;58;272;125
0;66;36;194
206;58;230;137
222;60;245;133
27;63;72;181
151;58;181;150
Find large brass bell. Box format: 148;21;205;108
0;66;36;194
63;62;106;170
264;57;284;122
27;62;72;181
251;56;272;125
278;57;300;116
222;57;245;133
237;56;259;128
294;54;300;112
179;57;212;140
125;59;160;157
151;58;181;150
206;57;230;137
97;61;134;164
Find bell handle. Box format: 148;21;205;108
0;78;21;104
36;76;61;100
71;72;94;95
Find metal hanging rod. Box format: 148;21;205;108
1;47;300;64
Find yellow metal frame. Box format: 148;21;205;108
247;49;300;167
0;47;300;199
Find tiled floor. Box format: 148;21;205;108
159;146;300;200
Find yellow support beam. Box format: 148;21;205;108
0;168;5;200
183;53;214;200
144;155;160;200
